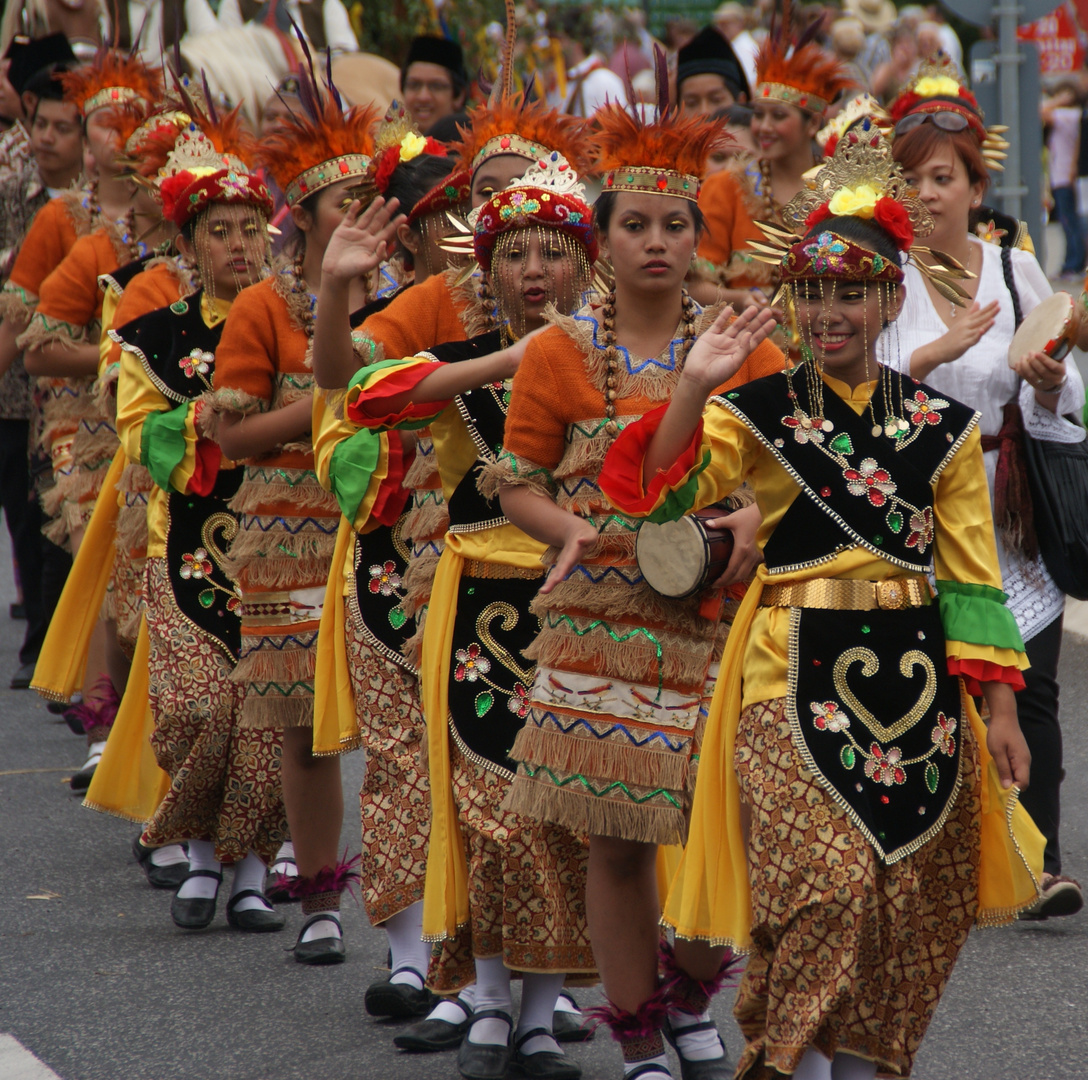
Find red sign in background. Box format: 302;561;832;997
1019;1;1087;73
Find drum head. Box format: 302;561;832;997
636;517;706;599
1008;292;1075;367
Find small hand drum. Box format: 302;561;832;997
1008;291;1081;367
635;507;735;599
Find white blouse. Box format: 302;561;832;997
877;237;1086;641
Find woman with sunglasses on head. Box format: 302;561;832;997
600;124;1042;1080
886;57;1085;921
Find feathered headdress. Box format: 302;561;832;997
889;53;1009;171
256;33;379;207
749;120;973;304
754;4;855;115
348;101;447;203
59;47;163;117
591;48;732;202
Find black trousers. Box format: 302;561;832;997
1016;614;1065;877
0;419;71;668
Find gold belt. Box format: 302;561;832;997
761;577;931;611
461;558;545;580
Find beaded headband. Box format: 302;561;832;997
284;153;372;207
754;82;828;114
84;85;146;116
601;166;701;201
471;133;550;173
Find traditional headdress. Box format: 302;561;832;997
349;101;448;202
408;166;471;226
257;44;380;208
127;84;271;229
751;118;972;303
817;94;889;159
592;51;731;202
889;53;1009;171
471;151;597;272
754;7;854;116
58;46;163;117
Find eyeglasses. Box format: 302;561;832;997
894;110;971;136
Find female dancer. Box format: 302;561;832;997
600;124;1042;1080
496;98;782;1080
114;112;288;931
339;152;600;1080
210;83;400;959
887;58;1085;918
694;15;853;310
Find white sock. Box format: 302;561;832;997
80;740;106;769
794;1047;833;1080
668;1007;724;1061
229;851;272;913
831;1053;878;1080
270;841;296;877
468;956;512;1046
554;990;580;1015
427;994;473;1025
177;840;220;900
300;914;341;942
383;901;430;988
459;984;477;1010
149;844;188;868
515;971;566;1056
623;1056;671;1078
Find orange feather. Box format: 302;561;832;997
450;95;591;176
58;48;163;116
256;96;381;194
590;102;731;179
755;39;855;107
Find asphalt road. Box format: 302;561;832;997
0;540;1085;1080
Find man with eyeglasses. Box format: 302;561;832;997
400;35;468;135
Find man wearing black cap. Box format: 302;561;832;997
401;35;468;134
676;25;750;115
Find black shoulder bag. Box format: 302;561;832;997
1002;245;1088;599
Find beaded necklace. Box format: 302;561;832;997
288;259;318;338
599;288;698;434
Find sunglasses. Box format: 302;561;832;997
894;110;971;136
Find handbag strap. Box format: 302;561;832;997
1000;244;1025;329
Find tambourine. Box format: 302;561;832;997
1008;291;1081;367
635;507;735;600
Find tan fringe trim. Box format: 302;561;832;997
403;441;439;490
195;390;221;438
64;464;111;503
117;503;148;554
0;289;34;324
449;266;493;339
18;315;95;353
549;302;725;404
119;461;154;494
552;434;613;484
540;576;715;637
401;615;426;671
525;619;712;688
229;474;338;514
501;771;687;847
71;428;118;467
40;379;97;423
223;536;336;586
238;695;314;730
400;551;441;617
401;498;448;546
719;251;777;287
477;454;556;500
511;723;690;791
60;187;94;234
94;366;120;410
207;386;267;418
233;641;316;685
43;511;69;548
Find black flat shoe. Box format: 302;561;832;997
292;912;346;965
663;1017;731;1080
456;1009;513;1080
553;992;594;1044
509;1027;582;1079
265;855;299;904
365;966;435;1018
171;869;222;930
394;997;472;1052
132;836;189;889
69;743;105;793
226;889;286;933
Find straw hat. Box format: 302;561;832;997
842;0;897;34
